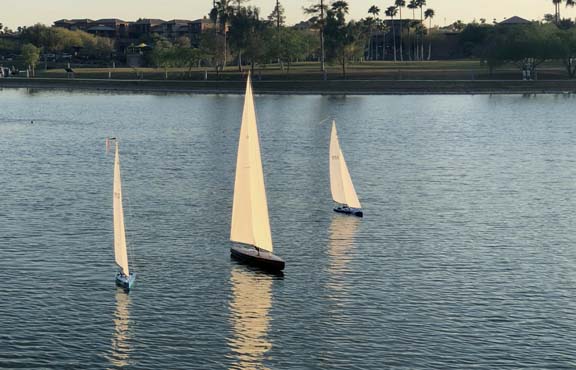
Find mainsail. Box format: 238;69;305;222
330;121;361;209
230;73;273;253
113;142;130;276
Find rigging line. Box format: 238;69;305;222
317;116;332;126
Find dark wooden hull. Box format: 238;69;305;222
334;206;363;218
115;273;136;291
231;245;285;271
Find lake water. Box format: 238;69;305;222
0;89;575;369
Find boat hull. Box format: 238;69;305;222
334;206;363;218
115;273;136;291
231;245;285;271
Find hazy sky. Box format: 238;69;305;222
0;0;571;29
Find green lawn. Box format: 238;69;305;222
29;60;571;81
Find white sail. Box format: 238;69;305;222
113;142;130;276
230;73;274;253
330;121;361;209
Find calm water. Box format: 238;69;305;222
0;89;576;369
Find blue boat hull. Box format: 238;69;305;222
334;206;363;217
115;273;136;291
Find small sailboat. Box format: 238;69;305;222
330;121;363;217
230;73;285;272
111;139;136;290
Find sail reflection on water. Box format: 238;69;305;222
108;290;132;369
328;216;360;293
228;267;273;370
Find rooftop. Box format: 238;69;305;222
498;16;531;25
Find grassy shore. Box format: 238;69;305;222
1;61;576;94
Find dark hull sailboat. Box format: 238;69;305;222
231;245;285;272
115;273;136;291
334;206;363;218
230;73;285;272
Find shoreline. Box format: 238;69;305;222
1;78;576;95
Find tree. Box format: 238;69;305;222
153;42;174;78
210;0;235;69
367;5;380;60
303;0;328;71
268;0;286;29
425;8;435;60
484;24;560;77
395;0;406;61
385;6;398;62
229;6;266;71
21;43;40;76
416;0;427;60
325;1;368;77
407;0;418;60
268;1;286;68
459;23;494;58
554;27;576;77
273;28;316;71
553;0;563;23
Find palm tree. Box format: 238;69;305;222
395;0;406;61
210;0;234;69
385;6;398;62
553;0;563;23
368;5;381;60
416;0;426;61
425;8;435;60
304;0;327;72
407;0;418;60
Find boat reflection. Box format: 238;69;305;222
228;266;273;370
327;216;360;293
108;290;132;369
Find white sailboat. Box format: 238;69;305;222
230;73;285;271
111;139;136;290
330;121;363;217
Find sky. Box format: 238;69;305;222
0;0;572;29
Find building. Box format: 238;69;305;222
157;19;193;40
53;19;93;31
84;19;130;39
189;18;216;46
128;18;166;40
498;16;531;26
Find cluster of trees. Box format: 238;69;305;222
461;20;576;78
203;0;319;73
549;0;576;24
200;0;436;76
19;24;114;58
0;24;114;74
366;0;435;62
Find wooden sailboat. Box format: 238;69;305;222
230;73;285;272
111;139;136;290
330;121;363;217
